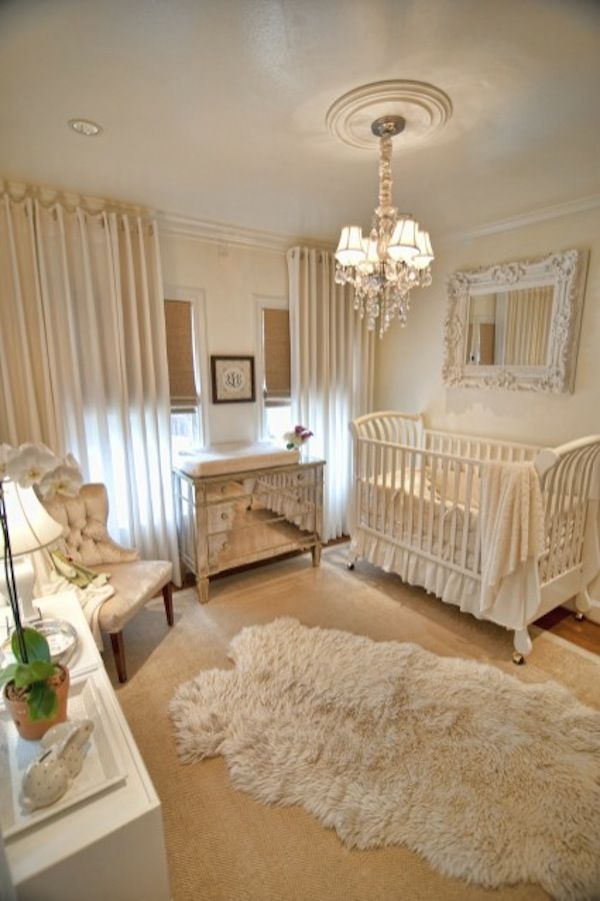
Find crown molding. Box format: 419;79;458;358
157;209;330;253
445;192;600;245
160;192;600;254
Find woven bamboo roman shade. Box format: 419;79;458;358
165;300;197;407
263;308;291;406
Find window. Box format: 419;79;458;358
261;307;292;440
164;299;202;453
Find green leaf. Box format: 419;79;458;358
0;663;18;688
28;681;58;721
13;660;55;688
11;627;51;663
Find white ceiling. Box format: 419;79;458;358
1;0;599;243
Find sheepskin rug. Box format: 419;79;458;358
170;618;600;900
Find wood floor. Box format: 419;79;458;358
535;605;600;655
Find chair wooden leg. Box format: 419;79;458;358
162;582;174;626
110;631;127;683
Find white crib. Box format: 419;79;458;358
348;411;600;662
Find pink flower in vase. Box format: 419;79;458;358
284;425;314;450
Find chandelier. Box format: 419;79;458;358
334;115;434;337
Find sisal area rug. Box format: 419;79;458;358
170;617;600;901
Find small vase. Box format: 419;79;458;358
4;665;70;741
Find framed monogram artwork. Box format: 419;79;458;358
210;355;256;404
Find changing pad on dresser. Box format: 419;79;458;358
175;441;300;477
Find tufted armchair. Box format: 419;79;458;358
42;483;173;682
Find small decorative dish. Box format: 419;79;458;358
1;619;78;666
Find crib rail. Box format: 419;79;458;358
352;435;484;577
350;411;424;447
535;436;600;582
424;429;539;463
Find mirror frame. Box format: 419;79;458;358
442;248;588;392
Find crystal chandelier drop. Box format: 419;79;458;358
334;115;434;338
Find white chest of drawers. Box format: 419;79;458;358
1;592;170;901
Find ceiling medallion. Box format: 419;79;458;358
326;79;452;150
331;81;451;336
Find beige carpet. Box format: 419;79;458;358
105;547;600;901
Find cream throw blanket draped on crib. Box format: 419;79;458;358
479;461;545;626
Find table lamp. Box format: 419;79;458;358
0;481;64;621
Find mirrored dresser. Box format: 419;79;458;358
173;443;324;602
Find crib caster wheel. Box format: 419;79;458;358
512;652;525;666
574;611;585;621
347;562;355;570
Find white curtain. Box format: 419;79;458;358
0;185;180;580
287;247;374;541
504;286;553;366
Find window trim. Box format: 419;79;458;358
164;285;210;447
253;294;289;441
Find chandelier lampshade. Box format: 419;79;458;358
334;115;434;336
388;217;420;263
413;228;434;270
335;226;366;267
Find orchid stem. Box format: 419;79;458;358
0;485;28;664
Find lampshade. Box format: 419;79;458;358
387;217;419;263
357;233;380;273
0;481;64;558
413;229;434;270
335;225;366;266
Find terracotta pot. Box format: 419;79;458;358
4;665;70;741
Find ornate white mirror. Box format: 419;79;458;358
443;249;588;392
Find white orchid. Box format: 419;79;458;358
5;443;57;487
1;443;83;497
37;460;83;498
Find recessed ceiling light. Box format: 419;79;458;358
68;118;103;137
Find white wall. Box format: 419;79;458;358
375;206;600;447
159;233;288;445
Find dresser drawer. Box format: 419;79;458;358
206;501;235;534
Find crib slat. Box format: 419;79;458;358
388;445;399;540
559;448;593;572
544;468;559;580
416;452;426;550
407;448;416;546
448;460;460;565
374;440;381;534
426;454;437;553
398;446;407;543
547;465;566;581
436;457;450;557
460;462;475;572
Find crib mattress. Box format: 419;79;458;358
176;441;300;477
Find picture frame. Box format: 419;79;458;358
210;355;256;404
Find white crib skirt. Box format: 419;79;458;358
351;529;540;632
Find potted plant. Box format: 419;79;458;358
0;627;70;741
0;443;82;740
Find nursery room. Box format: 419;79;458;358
1;1;599;899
